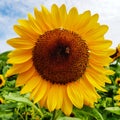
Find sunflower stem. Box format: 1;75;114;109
35;106;44;118
52;110;58;120
52;110;62;120
25;105;28;120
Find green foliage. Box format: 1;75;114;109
0;51;120;120
105;107;120;115
73;106;104;120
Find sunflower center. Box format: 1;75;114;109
117;79;120;84
0;79;2;84
32;29;89;84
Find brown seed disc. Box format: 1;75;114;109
32;29;89;84
0;79;2;84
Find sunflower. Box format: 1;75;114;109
110;43;120;61
0;75;5;88
115;77;120;86
6;4;115;115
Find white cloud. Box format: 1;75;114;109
0;0;120;53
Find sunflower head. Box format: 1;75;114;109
110;43;120;61
6;4;115;115
115;77;120;86
0;75;5;88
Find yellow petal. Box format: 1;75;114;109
107;49;116;56
34;79;48;103
61;85;73;115
51;4;61;27
88;40;112;50
34;8;48;33
117;89;120;94
7;49;32;64
28;13;43;34
80;78;99;107
114;95;120;100
47;84;58;111
0;75;5;87
89;63;115;75
84;70;107;92
16;66;36;87
40;5;54;30
90;49;115;57
84;14;99;30
84;76;100;97
18;19;38;37
34;8;47;33
6;59;33;77
55;85;64;110
63;7;78;29
20;74;40;94
85;25;108;39
59;4;67;27
89;53;112;66
39;94;48;108
14;25;39;40
75;10;91;30
67;81;84;108
7;37;34;49
39;82;51;107
78;14;99;36
30;80;42;100
87;68;111;85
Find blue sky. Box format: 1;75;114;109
0;0;120;53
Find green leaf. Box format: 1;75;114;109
4;93;44;117
73;106;104;120
57;117;81;120
0;112;13;119
105;107;120;115
0;103;17;111
0;51;10;61
2;65;11;75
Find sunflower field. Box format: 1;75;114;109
0;4;120;120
